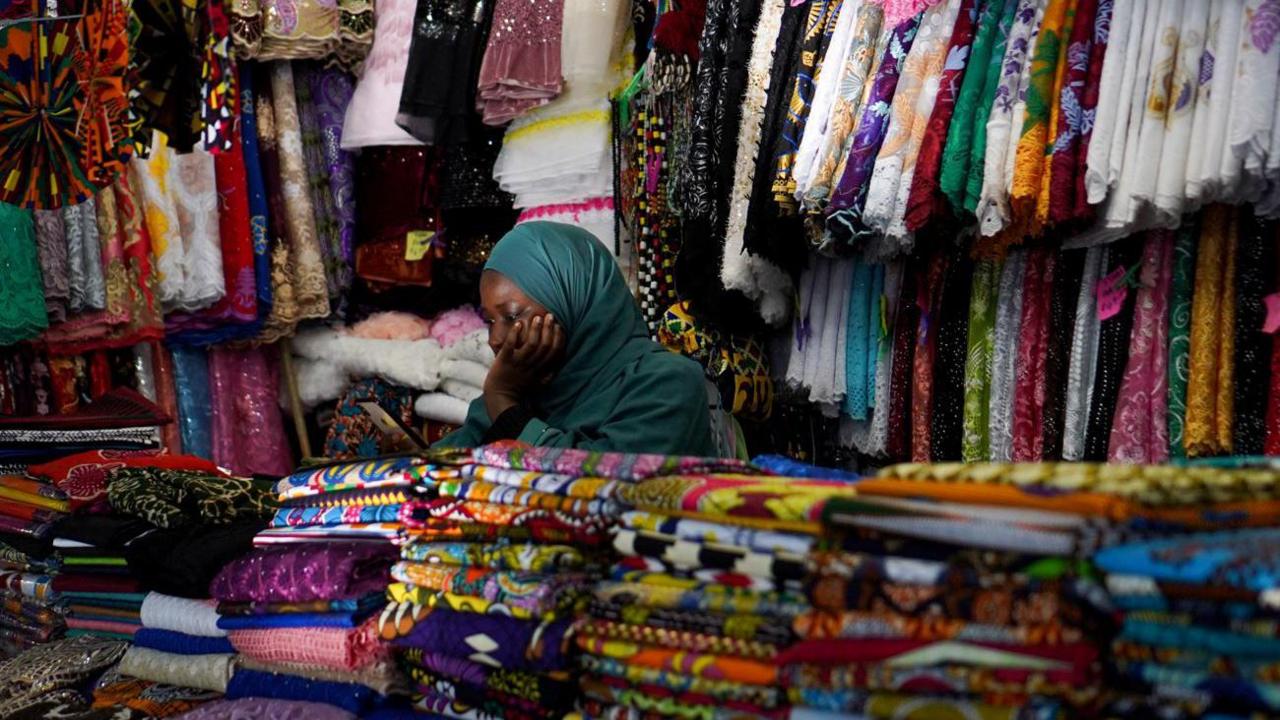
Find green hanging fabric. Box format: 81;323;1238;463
0;202;48;346
963;0;1020;214
962;258;1001;461
1166;219;1199;460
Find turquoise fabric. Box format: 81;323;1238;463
437;222;716;456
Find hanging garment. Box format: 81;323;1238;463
911;252;949;462
929;251;974;461
987;250;1026;461
975;0;1045;238
1040;249;1085;460
0;204;48;346
961;258;1000;461
1185;205;1238;457
1108;230;1174;464
1166;220;1198;459
1062;245;1105;460
1150;0;1209;224
791;0;862;205
1083;237;1143;460
1010;248;1056;462
1232;213;1278;455
1045;0;1101;226
340;0;423;146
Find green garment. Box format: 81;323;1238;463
1166;220;1199;460
938;0;1012;215
961;259;1001;462
436;222;717;456
963;0;1020;213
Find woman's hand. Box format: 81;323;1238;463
483;313;565;419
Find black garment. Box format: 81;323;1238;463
124;520;265;598
1083;238;1143;461
674;0;767;333
1233;210;1278;455
397;0;494;145
1041;248;1086;460
930;250;974;461
481;404;537;443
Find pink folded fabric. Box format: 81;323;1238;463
227;615;388;671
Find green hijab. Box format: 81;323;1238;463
436;222;717;456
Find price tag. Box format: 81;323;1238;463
1263;292;1280;334
405;230;435;261
1095;265;1128;321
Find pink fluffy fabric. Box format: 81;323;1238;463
348;312;434;340
431;306;486;347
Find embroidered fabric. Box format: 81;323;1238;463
116;646;233;694
340;0;423;147
0;636;128;717
170;147;228;312
0;204;49;346
270;63;331;321
987;250;1025;462
63;199;107;313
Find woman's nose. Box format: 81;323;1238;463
487;327;503;353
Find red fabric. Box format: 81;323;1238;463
903;0;980;232
1011;248;1056;461
89;351;113;400
52;573;143;593
1048;0;1099;225
28;449;224;511
150;343;184;454
1071;0;1111;221
911;253;949;462
0;500;60;522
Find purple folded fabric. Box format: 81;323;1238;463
391;609;574;672
173;698;356;720
210;543;396;603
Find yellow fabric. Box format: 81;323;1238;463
1008;0;1073;240
1185;205;1236;457
0;487;68;513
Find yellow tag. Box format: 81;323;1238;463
405;230;435;261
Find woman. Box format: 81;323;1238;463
436;222;717;456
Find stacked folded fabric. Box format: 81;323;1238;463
796;461;1280;718
202;457;426;716
382;444;651;719
1090;459;1280;718
83;592;233;714
574;466;859;719
0;475;66;656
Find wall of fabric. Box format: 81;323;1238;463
617;0;1280;464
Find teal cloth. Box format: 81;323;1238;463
437;222;715;456
844;262;872;420
867;264;883;410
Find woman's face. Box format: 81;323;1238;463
480;270;552;354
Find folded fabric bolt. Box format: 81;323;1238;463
414;393;470;425
28;449;223;510
228;615;388;671
0;515;53;539
440;379;482;403
139;593;226;637
268;504;403;529
65;617;141;637
116;645;235;693
217;594;384;616
435;479;619;516
440;358;490;388
391;608;574;672
170;698;359;720
218;612;367;630
400;540;588;572
132;628;236;655
251;523;407;545
389;562;586;616
280;485;427;510
235;656;408;696
224;668;383;715
211;542;397;603
106;467;270;529
273;456;428;500
455;464;621;500
91;667;222;716
619;510;815;556
469;444;759;480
